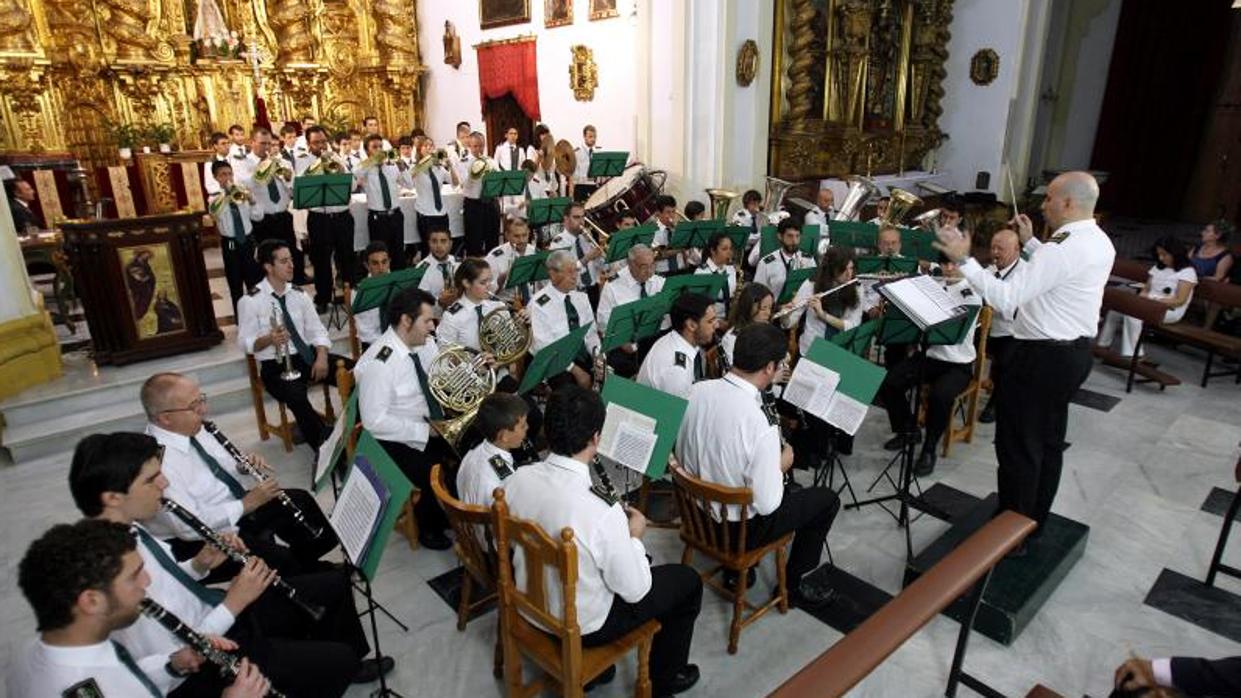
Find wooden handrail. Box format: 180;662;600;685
769;511;1036;698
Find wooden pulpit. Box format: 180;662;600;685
61;213;222;365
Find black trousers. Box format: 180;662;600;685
170;568;366;698
463;197;500;256
995;338;1093;526
883;342;911;369
581;564;702;693
879;354;973;450
253;211;308;284
376;438;451;535
740;486;840;583
366;209;407;270
307;210;355;306
986;335;1015;408
259;354;351;451
221;235;260;313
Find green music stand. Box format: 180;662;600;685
348;431;414;580
505;251;551;289
481;170;527;198
660;273;727;303
926;305;980;345
606;224;657;264
529;196;573;227
829;318;880;357
777;267;818;305
857;255;919;276
829;220;880;250
801;224;822;255
599;376;688;479
670;220;726;250
587;151;629;178
517;323;595;394
899;227;937;261
293;173;354;208
350;266;428;331
722;225;752;253
601;294;672;352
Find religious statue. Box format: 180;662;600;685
443;21;461;69
193;0;231;57
97;0;157;61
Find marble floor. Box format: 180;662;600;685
1;332;1239;697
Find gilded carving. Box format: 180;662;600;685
96;0;157;62
266;0;315;63
783;0;821;125
568;45;597;101
0;0;36;53
373;0;418;66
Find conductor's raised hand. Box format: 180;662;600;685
1010;213;1034;244
932;227;971;263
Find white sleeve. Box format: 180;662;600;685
438;313;462;346
198;604;236;637
596;286;616;338
301;295;332;348
782;280;811;329
236;295;262;354
358;363;430;445
960;240;1071;317
592;508;653;603
748;427;785;516
137;654;184;694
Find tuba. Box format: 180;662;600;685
834;175;878;221
763;176;797;225
706;188;740;220
881;188;923;227
912;208;942;235
427;345;496;449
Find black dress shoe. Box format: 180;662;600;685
978;399;996;424
351;655;395;683
883;431;919;451
584;665;616;692
418;530;452;551
789;576;837;610
723;568;757;593
655;664;700;697
913;450;936;478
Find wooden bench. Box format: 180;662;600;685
768;511;1036;698
1148;278;1241;387
1093;287;1183;392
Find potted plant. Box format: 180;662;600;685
106;121;139;159
150;123;176;152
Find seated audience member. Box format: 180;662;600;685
1098;235;1198;358
1188;219;1234;282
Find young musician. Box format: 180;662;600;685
412;136;459;248
292;115;316;153
530;250;600;389
731;189;764;262
938;198;966;239
486;217;538;304
361;116;391;150
10;519;271;697
415;228;458;317
355;241;391;350
227;124;248;160
355;134;413;271
694;232;738;322
208;161;261;312
596;244;665;378
68;432;385;695
294;125;354;312
572;124;599;201
243;127;306;286
651;195;685;274
333;132;355;171
549;202;605;292
785;246;862;356
140;371;338;576
456;392;529;507
636;293;717;399
203;132;232;197
502;386;703;696
353;287;453;550
719;283;774;370
676;323;840;607
237;240;351;453
278;124;300;165
459;131;500;256
449;121;471;161
867;196;890;224
397;136;416;169
437;259;509;353
753;218;815;303
494;127;524;172
876;255;982;477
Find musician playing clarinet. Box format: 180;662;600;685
140;371;337;577
67;432;391;695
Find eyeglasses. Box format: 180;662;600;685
160;393;208;414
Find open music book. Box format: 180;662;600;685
877;275;969;330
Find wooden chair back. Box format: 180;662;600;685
971;306;993;383
430;464;498;627
245;354;294;452
670;464;755;558
343;283;361;360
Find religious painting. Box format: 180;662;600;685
117;242;186;339
589;0;618;21
480;0;530;30
545;0;572;28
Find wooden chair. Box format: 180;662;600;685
492;490;659;698
429;464;499;631
670;465;792;654
941;305;992;457
343;283;361;360
246;354;335;453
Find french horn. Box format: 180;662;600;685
427;344;496;450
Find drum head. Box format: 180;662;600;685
584;163;647;212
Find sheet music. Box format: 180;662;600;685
882;275;960;328
330;462;384;566
825;392;868;436
314;411;349;487
599;402;658;474
783;360;841;419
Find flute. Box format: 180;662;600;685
139;598;286;698
771;278;862;321
159;497;326;622
201;420;323;539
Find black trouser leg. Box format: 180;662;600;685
221;235;251;313
307;213;336;306
581;564;703;692
878;353;924;434
985;335;1013;410
376;438;450;534
260;357;326;449
606;346;641;378
330;215;355;287
367;210;406;270
923;360;973;449
240;488;338;571
884;342;911;369
747;486;840;583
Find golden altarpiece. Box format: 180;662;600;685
0;0;426;182
768;0;955;180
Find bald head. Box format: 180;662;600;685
990;229;1020;269
1043;171;1099;229
140;372;191;419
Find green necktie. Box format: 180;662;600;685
693;351;705;382
134;527;225;606
439;262;450;284
378;166;392;210
191;437;247;500
475;304;484;333
267;177;280;203
229;202;246;238
111;641;163;698
575;238;591;287
564;295;580;330
411;352;445;420
275;294;314;365
639;281;647;299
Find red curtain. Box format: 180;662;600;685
477;40;541;123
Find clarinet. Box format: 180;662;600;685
139;598;287;698
590;456;625;507
201;420;324;539
160;497;326;622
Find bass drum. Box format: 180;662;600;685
583;163;666;232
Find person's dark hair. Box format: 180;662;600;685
815;246;859;312
388;286;436;326
304;125;327;140
18;520;137;632
940;196;964;216
670;293;713;333
583;124;596;136
728;283;773;330
777;218;800;236
427;227;451;242
257;238;290;267
684;201;706;219
705;231;731;256
209;131;228;145
364;240;389;259
69;432;162;517
453;258;490;293
347;129;363;139
228;124;245;134
363;115;379;125
4;179;23;198
654;194;677;212
334;132;350;144
742;190;762;206
210;160;232;176
1152;235;1191;271
279;124;298;137
732;323;787;372
562;202;585;222
250;126;272;139
520;159;537;174
1209;219;1234;243
476;393;529;442
397;135;413;148
364;134;384;149
456;121;471;132
544;385;605;456
533;124;550;141
409;127;427;139
618;212;638;224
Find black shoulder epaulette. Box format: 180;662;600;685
447;302;462;314
1050;231;1071;244
489;454;515;481
961;288;974;297
416;259;430;269
62;679;104;698
590;484;620;506
674;351;687;368
290;285;305;293
377;346;393;362
491;247;504;257
247;286;261;296
762;253;777;265
535;293;551;306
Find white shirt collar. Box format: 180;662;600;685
481;440;513;464
722;373;761;402
670;330;698;357
544;453;591;484
37;639;117;667
1053;218;1101;236
147;422;192;454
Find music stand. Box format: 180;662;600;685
481;171;527;199
293;173;354;208
811;320;881;505
505;251;551;291
900;227;938;261
827;220;880;251
670;220;725;250
528;196;573;228
605;223;657;264
351;266;428;332
517;323;595;394
601;294;672;353
777;268;818;305
659;273;727;303
586;151;629;179
722;225;751;254
856;255;920;276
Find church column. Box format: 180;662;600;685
0;196;62;400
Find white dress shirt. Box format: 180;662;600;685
415;255;458;318
502;454;652;634
676;375;784;520
354;328;439;450
203;154;230;196
652;221;687;274
731;209;763;255
530;285;600;355
636;330;702;399
694;259;737;319
8;638;178;698
243;155;293;217
486;242;538;302
237;278;331;361
456;439;515;508
438;295;507;352
413;164;453;217
209;195;259;239
456;153;488;200
719;329;738;368
984;259;1022;338
144;423;248;539
293;152;351;213
787;279;865;356
355;161;413;212
494;143;524;171
753;249;816;303
596;267;666;340
549;229;605;288
926;279;983;364
803;205;833;232
354;272;384;344
574;144;599;182
959;219;1115;340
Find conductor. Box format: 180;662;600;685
933;171;1114;554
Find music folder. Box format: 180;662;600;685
517;323;595;394
505;251;551;289
528;196;573;227
586;151;629;178
328;431;412;580
481;170;527;198
876;275;974;345
601;294;671;353
292;173;354;208
598;376;687;479
605;223;657;264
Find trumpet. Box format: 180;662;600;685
306;155;344;175
770;278;862;321
412;150;447;177
228;185;251;204
580;215;611;256
268;301;301;382
254;158;292;184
